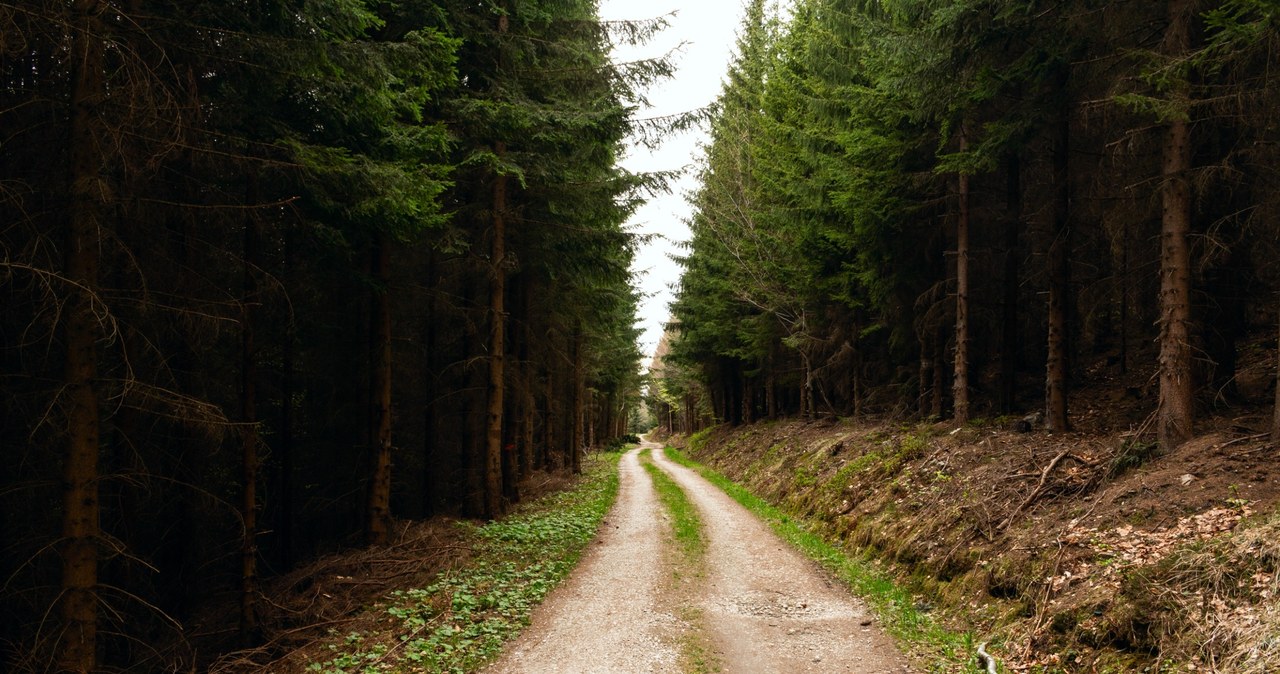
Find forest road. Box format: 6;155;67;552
487;442;911;673
485;446;684;673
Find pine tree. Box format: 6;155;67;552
60;2;109;668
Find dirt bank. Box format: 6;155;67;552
678;418;1280;672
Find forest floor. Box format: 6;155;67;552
487;442;911;673
673;376;1280;671
201;343;1278;673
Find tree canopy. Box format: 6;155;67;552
0;0;664;668
658;0;1280;450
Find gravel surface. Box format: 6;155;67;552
650;445;912;673
486;448;683;673
487;442;912;673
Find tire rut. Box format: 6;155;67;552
485;448;683;673
488;443;912;673
649;445;912;673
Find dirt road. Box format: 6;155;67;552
487;442;911;673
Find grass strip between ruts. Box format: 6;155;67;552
639;448;719;674
639;448;706;562
306;450;623;674
663;447;985;673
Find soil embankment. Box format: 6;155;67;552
677;419;1280;671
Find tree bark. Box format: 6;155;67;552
801;353;815;420
543;370;556;470
61;2;107;669
421;249;438;516
953;128;971;424
278;226;296;569
919;346;933;417
519;376;535;478
1046;94;1071;432
239;179;260;646
587;393;596;448
1272;297;1279;443
519;284;535;479
1157;0;1195;450
932;335;946;418
484;141;508;518
367;233;394;544
1120;221;1130;375
571;327;585;474
1000;152;1022;414
766;369;777;420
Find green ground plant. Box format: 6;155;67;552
639;449;706;563
306;451;623;674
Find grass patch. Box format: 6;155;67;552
677;606;720;674
640;448;705;564
306;452;623;674
663;447;981;672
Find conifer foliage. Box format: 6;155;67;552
662;0;1280;447
0;0;655;669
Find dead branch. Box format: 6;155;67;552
998;450;1070;531
1212;432;1269;452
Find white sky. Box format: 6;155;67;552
597;0;749;364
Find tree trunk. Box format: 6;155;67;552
766;369;777;419
60;2;107;669
1272;298;1279;443
1046;98;1071;432
1120;221;1130;375
278;226;296;569
517;279;535;478
953;128;971;424
1158;0;1195;450
421;249;438;516
932;335;946;418
919;344;933;417
800;353;814;420
543;371;556;470
571;326;584;474
239;181;260;646
587;393;596;448
1000;152;1022;414
367;233;394;544
521;357;536;478
484;142;508;519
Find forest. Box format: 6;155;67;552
7;0;1280;671
0;0;664;670
657;0;1280;451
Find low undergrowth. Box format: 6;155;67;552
664;447;979;672
303;451;622;674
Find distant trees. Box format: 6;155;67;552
660;0;1280;450
0;1;658;670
